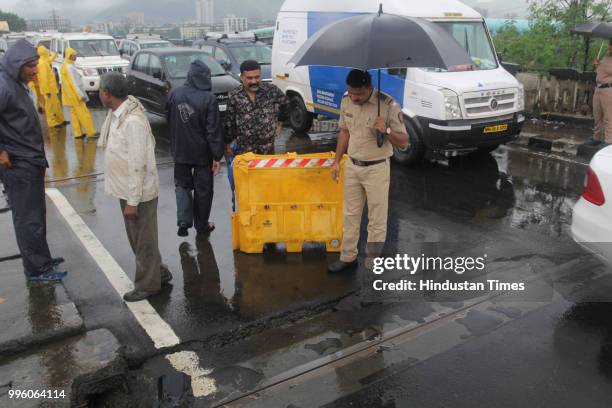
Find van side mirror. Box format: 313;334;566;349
153;70;163;80
497;52;503;63
119;49;124;56
221;61;231;71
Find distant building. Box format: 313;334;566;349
127;12;145;27
195;0;214;25
92;21;115;34
28;11;71;32
180;24;210;40
223;15;248;33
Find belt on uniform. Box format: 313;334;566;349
350;157;387;167
596;83;612;89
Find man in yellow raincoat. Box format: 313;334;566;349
60;48;97;139
28;75;45;113
37;45;66;128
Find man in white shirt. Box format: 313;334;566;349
98;72;172;302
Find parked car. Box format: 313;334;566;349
28;31;56;49
49;32;129;94
118;36;173;61
571;146;612;267
0;35;26;57
126;47;240;116
192;33;272;82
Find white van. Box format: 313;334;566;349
50;32;129;94
272;0;525;165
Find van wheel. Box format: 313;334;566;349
288;95;314;133
392;119;425;167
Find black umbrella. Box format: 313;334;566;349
289;6;472;147
572;22;612;39
572;22;612;66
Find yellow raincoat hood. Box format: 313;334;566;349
64;47;77;64
36;45;58;94
37;45;50;59
60;47;84;107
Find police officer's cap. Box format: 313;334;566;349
346;69;372;88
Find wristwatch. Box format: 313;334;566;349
386;127;392;135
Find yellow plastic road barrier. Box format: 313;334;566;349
232;152;346;253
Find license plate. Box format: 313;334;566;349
219;104;227;112
484;124;508;134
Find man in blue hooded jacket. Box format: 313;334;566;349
166;60;223;237
0;39;67;281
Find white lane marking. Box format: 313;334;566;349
45;188;180;349
166;351;217;397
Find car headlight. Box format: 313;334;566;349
81;68;99;77
517;85;525;111
442;89;462;120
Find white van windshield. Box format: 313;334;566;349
434;21;498;71
69;39;119;57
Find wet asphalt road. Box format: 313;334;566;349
7;103;612;406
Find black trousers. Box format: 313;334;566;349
1;160;52;275
174;164;214;233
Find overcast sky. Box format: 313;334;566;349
0;0;530;24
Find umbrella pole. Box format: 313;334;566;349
377;69;384;147
377;69;381;116
596;41;605;62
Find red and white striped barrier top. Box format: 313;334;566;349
247;158;335;169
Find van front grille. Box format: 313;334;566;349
463;88;516;118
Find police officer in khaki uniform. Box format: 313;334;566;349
592;39;612;145
328;70;409;273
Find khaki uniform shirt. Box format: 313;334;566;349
338;90;406;161
596;55;612;84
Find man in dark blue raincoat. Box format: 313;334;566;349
0;39;67;281
166;60;223;237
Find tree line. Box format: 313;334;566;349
492;0;612;73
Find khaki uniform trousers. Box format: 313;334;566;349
120;198;169;293
594;88;612;144
43;93;65;128
69;101;96;138
340;159;390;262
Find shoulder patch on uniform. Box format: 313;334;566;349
378;93;389;101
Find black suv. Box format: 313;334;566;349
192;36;272;82
126;48;240;117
